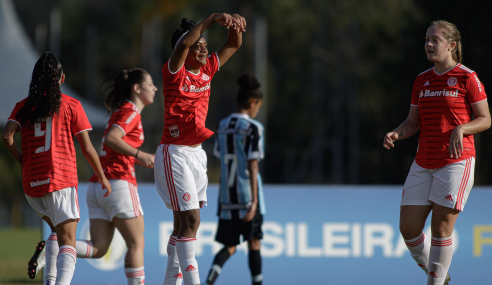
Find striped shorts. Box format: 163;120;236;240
86;180;143;221
401;157;475;211
154;144;208;212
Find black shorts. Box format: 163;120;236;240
215;214;263;247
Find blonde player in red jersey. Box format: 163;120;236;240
383;20;490;285
31;68;157;285
2;52;112;285
154;14;246;285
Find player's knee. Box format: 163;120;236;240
182;212;200;230
399;223;422;240
226;246;236;255
248;239;261;250
126;236;145;251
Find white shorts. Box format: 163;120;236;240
401;157;475;211
154;144;208;211
86;180;143;221
26;186;80;226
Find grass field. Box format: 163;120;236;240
0;228;43;285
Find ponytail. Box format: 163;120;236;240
236;73;263;110
17;51;63;125
101;68;149;112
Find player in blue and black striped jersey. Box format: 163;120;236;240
204;74;265;285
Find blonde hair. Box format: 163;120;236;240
430;20;462;63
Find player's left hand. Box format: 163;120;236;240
448;126;464;159
231;14;246;31
99;176;112;197
199;201;205;209
242;202;257;222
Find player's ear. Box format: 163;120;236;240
60;73;65;84
133;83;140;94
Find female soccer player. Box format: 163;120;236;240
2;52;112;285
30;68;157;285
204;73;265;285
383;20;490;285
154;14;246;285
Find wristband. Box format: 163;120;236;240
135;149;140;158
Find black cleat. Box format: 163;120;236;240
27;241;46;279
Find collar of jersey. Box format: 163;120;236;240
186;68;201;76
432;63;460;76
231;112;250;119
125;100;140;114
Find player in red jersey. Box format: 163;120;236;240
383;21;490;285
2;52;112;285
154;14;246;285
29;68;157;285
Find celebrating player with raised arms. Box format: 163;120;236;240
383;20;490;285
2;52;112;285
154;14;246;285
204;74;265;285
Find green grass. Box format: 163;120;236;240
0;228;43;284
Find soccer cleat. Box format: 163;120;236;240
443;272;451;285
27;241;46;279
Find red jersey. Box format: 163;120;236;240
160;52;220;145
8;94;92;197
89;101;143;186
411;64;487;169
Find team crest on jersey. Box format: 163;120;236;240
169;125;180;138
447;77;457;86
182;192;191;202
201;74;210;81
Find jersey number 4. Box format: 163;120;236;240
34;118;52;153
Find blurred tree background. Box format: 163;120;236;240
2;0;492;227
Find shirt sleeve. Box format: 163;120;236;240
162;59;185;84
410;76;421;106
467;73;487;104
7;101;23;127
112;108;139;136
71;101;92;136
247;124;264;160
203;52;220;78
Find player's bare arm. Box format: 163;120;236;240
383;106;420;149
76;131;112;197
243;159;259;222
169;13;245;72
448;100;491;159
217;14;246;67
104;126;155;168
1;120;22;164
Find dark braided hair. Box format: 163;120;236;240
16;52;63;125
237;73;263;109
101;68;149;113
171;18;197;50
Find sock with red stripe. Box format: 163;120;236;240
75;239;94;258
427;236;453;285
404;232;430;274
45;232;59;285
125;266;145;285
56;245;77;285
176;238;200;285
164;236;183;285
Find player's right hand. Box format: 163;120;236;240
383;132;399;149
214;13;246;32
137;152;155;168
99;176;112;198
